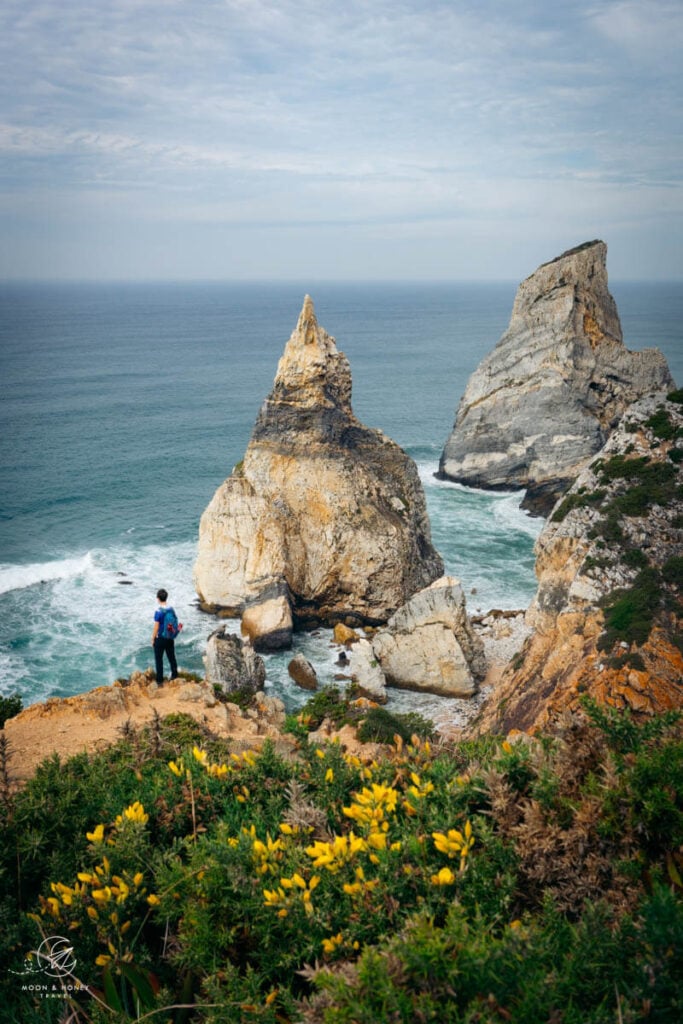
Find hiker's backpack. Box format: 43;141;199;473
162;607;181;640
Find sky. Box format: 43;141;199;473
0;0;681;281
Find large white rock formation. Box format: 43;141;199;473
194;296;444;649
372;576;486;697
439;241;674;514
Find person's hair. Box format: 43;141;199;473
156;588;168;602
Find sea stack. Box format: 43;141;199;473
194;296;444;649
438;241;674;514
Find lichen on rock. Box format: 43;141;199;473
194;296;444;647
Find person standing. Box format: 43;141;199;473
152;588;180;684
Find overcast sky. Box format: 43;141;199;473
1;0;681;281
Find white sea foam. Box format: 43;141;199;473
0;649;29;696
0;539;211;705
492;492;545;539
0;553;93;596
417;460;522;497
0;489;541;710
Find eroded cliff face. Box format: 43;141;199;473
439;241;674;514
471;393;683;735
194;297;444;644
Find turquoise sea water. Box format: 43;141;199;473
1;281;681;710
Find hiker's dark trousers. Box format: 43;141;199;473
154;637;178;683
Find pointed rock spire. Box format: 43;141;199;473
263;294;352;419
195;299;443;648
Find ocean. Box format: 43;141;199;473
1;281;681;715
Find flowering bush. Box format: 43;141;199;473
0;706;681;1021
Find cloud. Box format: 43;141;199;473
0;0;680;278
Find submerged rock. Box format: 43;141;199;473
372;576;486;697
439;241;674;514
471;393;683;735
195;296;443;647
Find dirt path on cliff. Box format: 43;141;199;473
3;673;292;788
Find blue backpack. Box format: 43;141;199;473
161;607;181;640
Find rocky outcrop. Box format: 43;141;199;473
4;674;292;787
471;392;683;735
439;241;674;514
195;296;443;647
372;577;486;697
203;629;266;694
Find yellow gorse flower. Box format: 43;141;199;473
322;932;343;954
407;772;435;801
252;834;284;875
432;820;475;866
115;801;148;827
306;832;367;872
342;866;379;896
86;824;105;843
343;783;398;831
431;866;456;886
264;874;319;916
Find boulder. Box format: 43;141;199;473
203;629;266;695
348;638;387;703
241;584;293;652
194;296;443;643
439;241;674;514
333;622;358;645
288;653;318;691
372;576;485;697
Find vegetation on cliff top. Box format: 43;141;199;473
1;699;682;1023
549;399;682;663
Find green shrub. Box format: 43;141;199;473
356;707;434;744
3;708;683;1022
551;489;605;523
668;388;683;405
662;555;683;589
589;509;623;544
598;566;662;650
622;547;649;569
646;407;677;440
0;693;22;728
298;685;358;730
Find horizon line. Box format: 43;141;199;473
1;276;681;287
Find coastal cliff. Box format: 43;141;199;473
471;391;683;735
194;296;444;647
439;241;674;514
